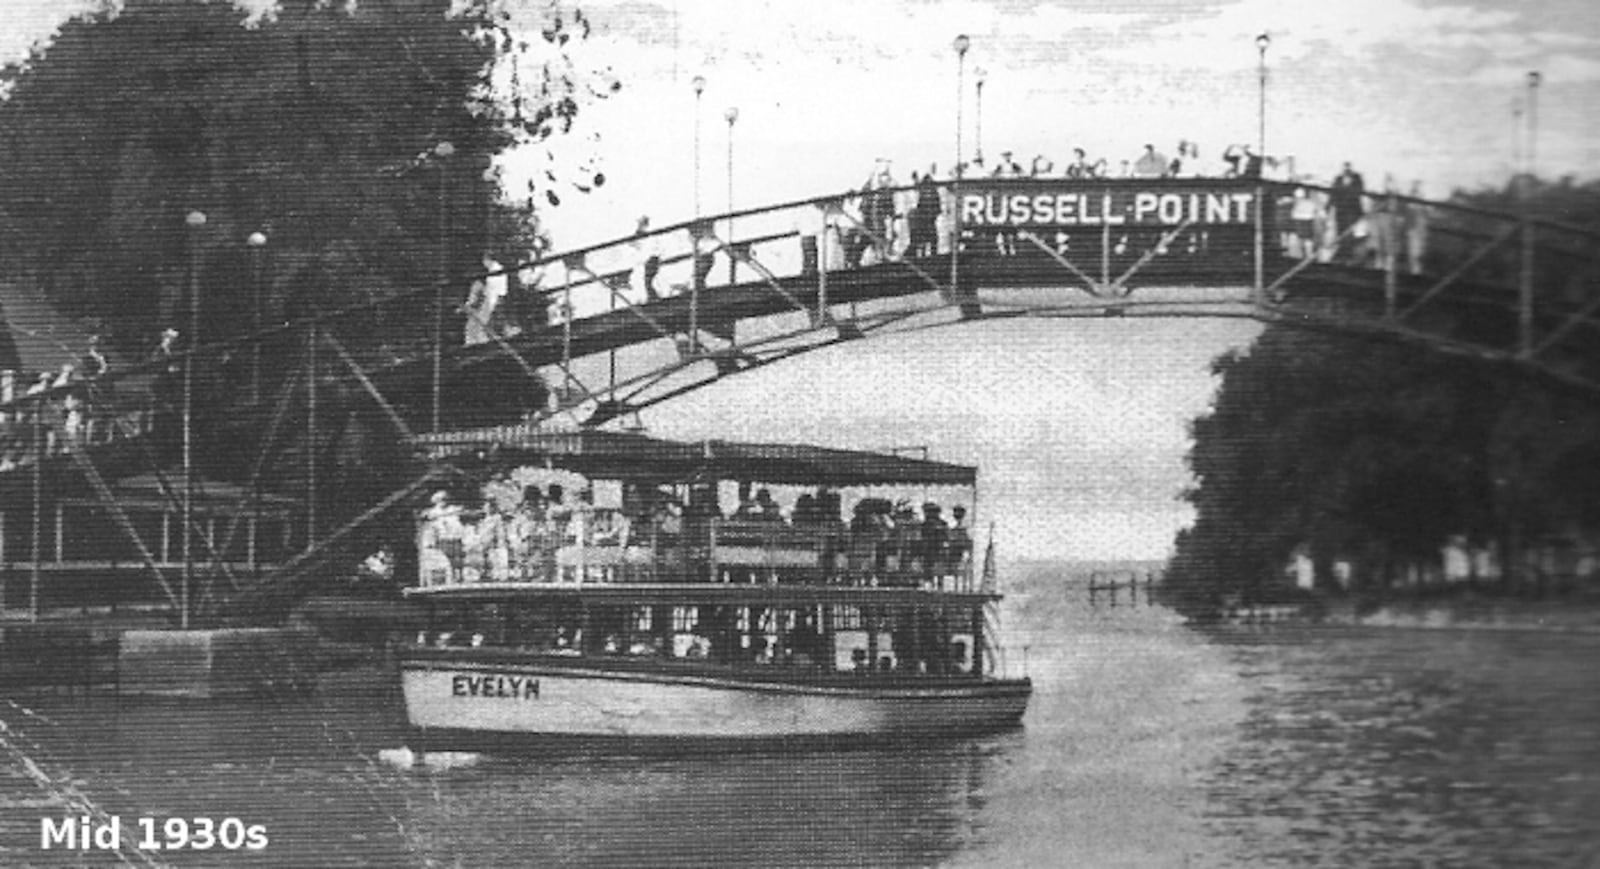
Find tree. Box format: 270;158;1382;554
1168;178;1600;614
0;0;612;362
0;0;618;604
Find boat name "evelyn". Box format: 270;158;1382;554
451;674;541;700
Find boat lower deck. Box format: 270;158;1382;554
401;647;1031;751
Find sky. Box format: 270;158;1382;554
2;0;1596;561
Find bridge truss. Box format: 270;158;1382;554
1;178;1596;621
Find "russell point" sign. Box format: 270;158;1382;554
959;185;1259;229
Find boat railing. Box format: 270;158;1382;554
415;512;979;592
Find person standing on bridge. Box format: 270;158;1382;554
1330;162;1367;261
1403;181;1432;275
629;216;664;301
1065;148;1095;179
991;151;1024;178
909;168;941;258
860;168;896;262
1133;144;1169;178
795;203;825;275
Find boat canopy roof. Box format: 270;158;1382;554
414;426;977;487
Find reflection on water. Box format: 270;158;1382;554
0;568;1597;866
1197;626;1600;868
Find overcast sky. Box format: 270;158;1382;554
516;0;1600;560
3;0;1594;561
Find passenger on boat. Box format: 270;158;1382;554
508;489;541;580
792;493;817;525
421;491;466;584
920;503;948;585
947;505;972;583
886;500;920;577
652;496;684;546
591;509;630;547
732;485;758;520
755;488;782;522
848;498;892;580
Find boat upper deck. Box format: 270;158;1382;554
407;427;991;595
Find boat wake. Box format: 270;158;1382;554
377;746;483;772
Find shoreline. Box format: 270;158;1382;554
1207;595;1600;635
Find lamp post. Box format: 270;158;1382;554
953;34;970;179
182;209;206;630
724;105;739;284
1511;96;1524;179
246;231;267;405
1525;70;1541;183
974;67;987;168
692;76;706;219
1255;33;1270;161
431;140;454;433
952;34;970;302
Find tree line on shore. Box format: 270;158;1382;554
0;0;612;603
0;0;607;380
1163;177;1600;616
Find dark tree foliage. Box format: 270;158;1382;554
0;0;617;602
1167;178;1600;614
0;0;611;357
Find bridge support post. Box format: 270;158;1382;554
948;181;961;306
306;326;318;554
561;259;575;376
817;224;829;326
1101;216;1110;289
1252;184;1265;305
689;221;708;357
1519;219;1535;358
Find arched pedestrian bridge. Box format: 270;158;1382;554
1;176;1596;618
413;176;1600;429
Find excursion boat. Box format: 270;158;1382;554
398;426;1031;753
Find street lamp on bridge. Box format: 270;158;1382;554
692;75;706;219
246;231;267;405
953;34;970;179
1525;70;1541;185
724;105;739;284
974;66;987;169
952;34;971;305
1511;96;1524;180
431;140;454;433
182;209;206;630
1255;32;1270;162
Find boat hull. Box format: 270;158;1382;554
400;652;1031;754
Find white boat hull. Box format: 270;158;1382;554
400;652;1031;753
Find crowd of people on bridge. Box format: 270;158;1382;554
0;333;137;471
968;139;1280;181
446;139;1438;351
1278;163;1434;272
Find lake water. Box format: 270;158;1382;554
2;566;1598;867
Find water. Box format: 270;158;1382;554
2;568;1598;867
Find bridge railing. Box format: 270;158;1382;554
8;176;1588;471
